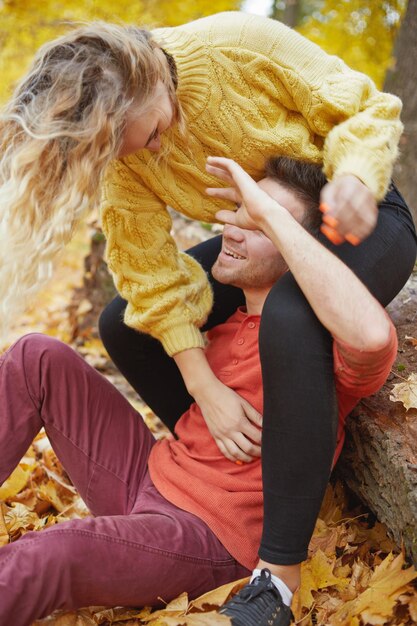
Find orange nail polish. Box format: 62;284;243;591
319;202;331;214
320;224;344;245
345;233;361;246
322;214;339;229
235;460;244;466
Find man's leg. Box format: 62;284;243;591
0;477;249;625
0;333;154;516
0;334;249;624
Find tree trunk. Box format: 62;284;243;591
336;270;417;565
384;0;417;223
271;0;301;27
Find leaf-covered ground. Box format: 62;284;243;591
1;222;417;626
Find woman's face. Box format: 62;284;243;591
118;80;174;157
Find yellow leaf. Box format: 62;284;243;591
148;613;230;625
142;593;190;623
330;553;417;625
38;480;69;513
4;502;39;538
390;373;417;410
408;594;417;622
299;550;349;609
0;464;32;500
0;503;9;546
189;577;249;612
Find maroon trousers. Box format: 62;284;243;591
0;334;249;626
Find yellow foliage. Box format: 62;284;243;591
330;552;417;625
0;0;241;103
0;463;32;500
298;549;349;609
297;0;407;88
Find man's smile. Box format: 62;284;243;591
222;245;246;260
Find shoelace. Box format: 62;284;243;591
238;570;278;603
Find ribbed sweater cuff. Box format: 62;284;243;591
160;324;206;357
333;153;389;200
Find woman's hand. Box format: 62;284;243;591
192;377;262;463
205;156;282;230
320;175;378;245
173;346;262;463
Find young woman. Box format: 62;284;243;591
0;11;415;625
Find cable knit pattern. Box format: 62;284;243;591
101;11;403;356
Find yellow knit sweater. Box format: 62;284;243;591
101;11;402;356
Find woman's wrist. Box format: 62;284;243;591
173;347;218;397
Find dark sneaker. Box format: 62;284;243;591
219;569;293;626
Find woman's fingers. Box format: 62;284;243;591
233;432;261;458
320;175;378;243
242;401;263;428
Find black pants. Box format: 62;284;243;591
99;182;416;565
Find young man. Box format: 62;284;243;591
0;158;396;626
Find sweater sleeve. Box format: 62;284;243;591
213;12;402;199
266;20;403;199
100;158;213;356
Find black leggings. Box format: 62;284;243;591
99;182;416;565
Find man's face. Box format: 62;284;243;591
212;178;305;290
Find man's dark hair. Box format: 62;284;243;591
265;157;327;234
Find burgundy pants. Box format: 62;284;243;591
0;334;249;626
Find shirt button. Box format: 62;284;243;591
237;338;244;345
233;359;238;365
248;322;256;329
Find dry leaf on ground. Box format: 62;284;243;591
390;373;417;410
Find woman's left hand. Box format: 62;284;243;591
320;174;378;245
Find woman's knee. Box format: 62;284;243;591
98;295;127;348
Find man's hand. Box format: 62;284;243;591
192;377;262;463
320;175;378;245
206;156;282;230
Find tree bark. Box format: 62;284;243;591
384;0;417;223
271;0;301;27
336;270;417;565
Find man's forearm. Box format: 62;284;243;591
259;207;391;351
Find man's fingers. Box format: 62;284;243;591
206;187;239;203
207;156;260;201
206;163;234;184
215;209;239;224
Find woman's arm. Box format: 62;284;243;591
173;348;262;463
101;158;212;356
102;158;262;462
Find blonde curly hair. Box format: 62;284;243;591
0;22;181;338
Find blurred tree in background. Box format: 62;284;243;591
0;0;240;102
271;0;407;88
